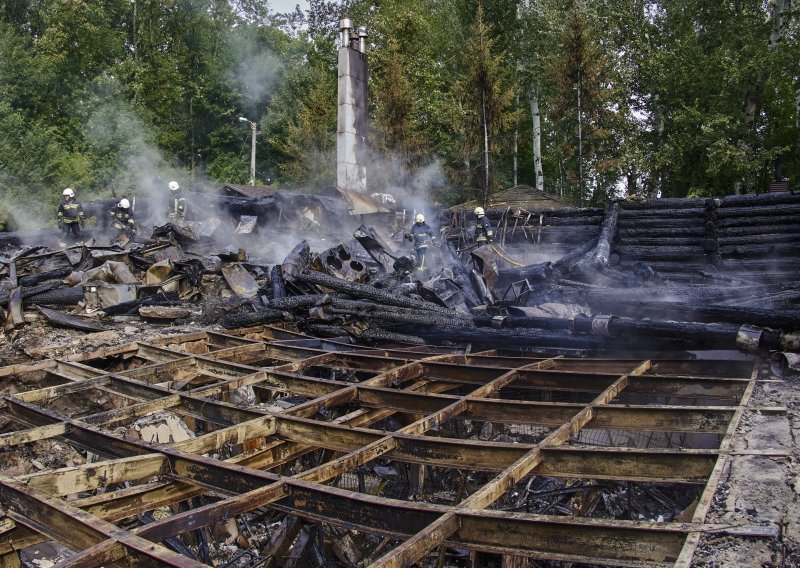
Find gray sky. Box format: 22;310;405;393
270;0;309;13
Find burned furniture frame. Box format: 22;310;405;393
0;330;774;567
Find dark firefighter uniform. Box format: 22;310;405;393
57;198;85;239
475;214;494;243
168;180;186;222
109;204;137;241
409;218;436;270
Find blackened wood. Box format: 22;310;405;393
327;299;471;328
282;242;311;281
582;297;800;330
614;245;708;260
220;309;285;329
353;225;399;273
717;213;800;228
719;233;800;246
618;207;707;218
617;217;703;229
719;243;800;257
304;323;349;337
619;197;712;210
360;328;426;345
101;293;181;316
719;223;800;237
268;293;331;311
473;316;572;330
717;258;800;272
618;227;707;238
720;192;800;208
0;281;62;305
569;203;619;279
716;203;800;218
18;266;73;287
271;265;286;299
624;236;706;247
389;324;678;351
295;271;469;319
477;314;741;349
24;285;83;305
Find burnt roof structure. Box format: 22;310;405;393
452;184;574;212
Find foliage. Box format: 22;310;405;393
0;0;798;229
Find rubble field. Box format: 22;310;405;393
1;189;799;567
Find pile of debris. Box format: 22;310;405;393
1;189;800;568
2;191;799;370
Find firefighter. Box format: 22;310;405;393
56;188;85;241
406;213;436;271
474;206;494;244
167;180;186;222
108;198;137;242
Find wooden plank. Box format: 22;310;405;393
369;513;459;568
0;478;202;567
0;423;67;448
19;454;166;497
674;363;759;567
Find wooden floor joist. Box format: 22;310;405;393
0;330;763;567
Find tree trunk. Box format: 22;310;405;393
482;84;490;207
513;88;519;187
529;88;543;192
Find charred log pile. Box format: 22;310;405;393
615;192;800;283
2;191;799;362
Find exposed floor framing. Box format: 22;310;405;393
0;330;780;567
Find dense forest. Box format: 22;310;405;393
0;0;798;228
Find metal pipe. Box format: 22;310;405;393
358;26;367;53
770;352;800;377
340;18;352;48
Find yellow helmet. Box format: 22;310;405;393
415;214;425;223
474;206;485;216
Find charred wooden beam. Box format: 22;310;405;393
567;202;619;280
220;308;285;329
716;203;800;218
618;226;708;238
360;328;426;345
295;271;469;319
719;242;800;258
0;478;203;567
619;206;708;219
717;213;800;228
328;298;471;328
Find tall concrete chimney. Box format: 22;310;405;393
337;19;368;194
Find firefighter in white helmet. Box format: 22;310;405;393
407;213;436;271
474;206;494;244
167;180;186;222
56;188;85;241
108;198;137;242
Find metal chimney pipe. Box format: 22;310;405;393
358;26;367;53
340;19;352;49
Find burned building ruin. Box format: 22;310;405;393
2;13;799;568
1;186;799;567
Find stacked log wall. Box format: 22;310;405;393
613;192;800;283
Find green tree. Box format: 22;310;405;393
455;3;518;204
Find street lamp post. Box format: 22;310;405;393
239;117;257;186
